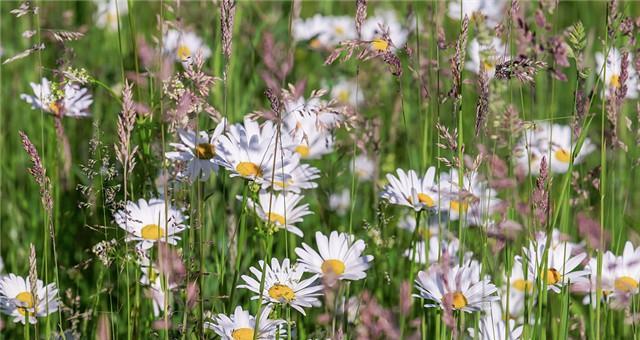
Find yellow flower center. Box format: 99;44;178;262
614;276;639;293
554;149;571;163
231;328;255;340
295;145;310;158
195;143;215;159
371;38;389;52
334;26;345;35
446;291;468;309
482;60;495;73
236;162;262;177
15;291;35;316
273;179;294;189
512;279;534;292
141;224;165;240
48;101;62;115
545;268;561;285
177;44;191;60
309;38;321;49
417;193;435;208
321;259;346;276
450;200;469;213
610;74;621;88
268;283;296;302
266;212;286;225
337;90;350;103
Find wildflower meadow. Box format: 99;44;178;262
2;0;640;339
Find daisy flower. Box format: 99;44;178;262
468;302;524;340
266;161;320;193
286;115;335;159
361;10;411;52
163;29;212;62
292;15;357;49
352;154;376;182
238;258;323;315
439;168;501;225
282;91;343;129
205;305;286;340
243;190;312;237
514;123;595;175
381;167;440;211
330;79;363;107
114;198;188;250
404;236;460;265
295;231;374;281
415;259;499;312
448;0;506;27
466;37;507;79
165;118;227;182
328;189;351;216
217;118;298;186
595;47;639;99
21;77;92;118
0;274;58;324
94;0;128;31
519;235;588;293
139;264;176;317
503;259;532;320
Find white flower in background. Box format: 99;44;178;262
520;235;588;293
466;37;507;79
266;161;320;193
204;305;286;340
448;0;506;27
286;115;335;159
238;258;323;315
468;302;524;340
21;78;92;118
243;190;312;237
415;259;499;312
404;237;459;265
283;92;343;129
114;198;188;250
217;118;297;186
331;79;363;107
582;241;640;308
361;10;411;52
381;167;440;211
329;189;351;216
163;29;212;62
139;263;176;317
595;48;639;99
165;118;227;182
0;274;58;324
514;123;595;175
295;231;374;282
292;15;357;48
352;154;376;182
503;260;529;320
94;0;128;31
439;168;501;225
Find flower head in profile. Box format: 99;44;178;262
295;231;374;282
381;167;440;211
165;118;227;182
93;0;128;31
243;190;312;237
21;77;92;118
595;47;639;99
163;29;212;62
238;258;323;315
0;274;58;324
114;198;188;250
415;259;499;312
139;261;176;317
466;37;506;79
204;305;286;340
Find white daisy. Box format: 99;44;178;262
283;92;343;130
595;47;639;99
295;231;374;282
285;114;335;160
329;189;351;216
468;302;524;340
266;160;320;194
113;198;188;250
514;123;595;175
217;117;299;187
139;263;176;317
381;167;440;211
439;168;501;225
519;235;588;293
330;79;363;107
163;29;212;62
415;259;498;312
165;118;227;182
21;77;92;118
243;190;312;237
352;154;376;182
404;236;460;265
0;274;58;324
503;260;531;319
361;10;411;52
238;258;323;315
204;305;286;340
448;0;506;27
94;0;128;31
466;37;507;79
293;15;357;49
